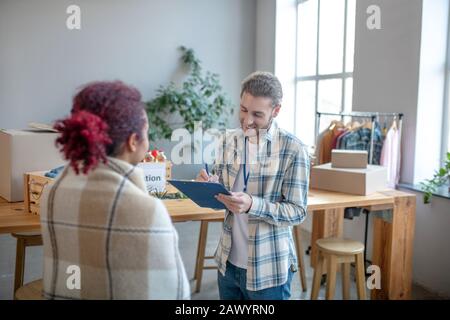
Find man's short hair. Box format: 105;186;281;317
240;71;283;107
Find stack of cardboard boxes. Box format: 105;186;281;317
310;149;388;195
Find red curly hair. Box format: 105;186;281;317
54;81;146;175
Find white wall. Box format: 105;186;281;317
0;0;257;179
398;187;450;297
256;0;276;72
352;0;422;185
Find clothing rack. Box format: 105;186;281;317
313;111;404;273
315;111;404;165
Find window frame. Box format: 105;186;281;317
442;0;450;165
295;0;354;139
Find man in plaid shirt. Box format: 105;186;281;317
197;72;310;299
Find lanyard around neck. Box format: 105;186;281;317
243;137;250;192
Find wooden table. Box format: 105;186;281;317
307;189;416;300
0;188;415;300
0;200;41;233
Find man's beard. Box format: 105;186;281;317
242;116;274;143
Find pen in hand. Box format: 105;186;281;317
203;163;218;182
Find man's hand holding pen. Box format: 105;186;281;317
196;168;219;183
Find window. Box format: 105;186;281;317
437;17;450;186
294;0;356;147
412;0;449;184
444;68;450;167
443;4;450;164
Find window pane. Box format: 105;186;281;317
445;73;450;155
318;0;345;75
297;0;318;77
317;79;342;113
296;80;316;146
447;130;450;153
345;0;356;72
344;77;353;112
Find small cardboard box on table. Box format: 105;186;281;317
310;162;387;195
0;129;64;202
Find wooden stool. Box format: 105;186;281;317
15;279;44;300
311;238;366;300
193;221;308;293
11;232;43;296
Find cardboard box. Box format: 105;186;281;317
137;161;172;193
0;129;64;202
24;171;55;214
331;149;368;169
310;163;388;195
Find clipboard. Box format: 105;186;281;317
167;179;230;210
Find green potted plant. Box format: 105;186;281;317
149;189;188;200
420;152;450;203
146;46;233;141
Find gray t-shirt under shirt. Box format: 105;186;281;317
228;141;257;269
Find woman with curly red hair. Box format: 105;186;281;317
39;81;190;300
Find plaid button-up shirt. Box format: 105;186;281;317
212;121;310;291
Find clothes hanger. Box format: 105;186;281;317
390;116;398;131
362;121;373;129
381;116;388;136
328;119;345;131
329;121;337;130
349;120;363;130
344;120;353;130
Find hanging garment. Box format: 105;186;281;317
339;122;383;165
331;128;348;150
380;124;401;188
320;131;334;164
318;123;347;164
336;130;351;149
315;129;328;165
344;207;363;219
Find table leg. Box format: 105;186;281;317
371;194;415;300
194;221;209;293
